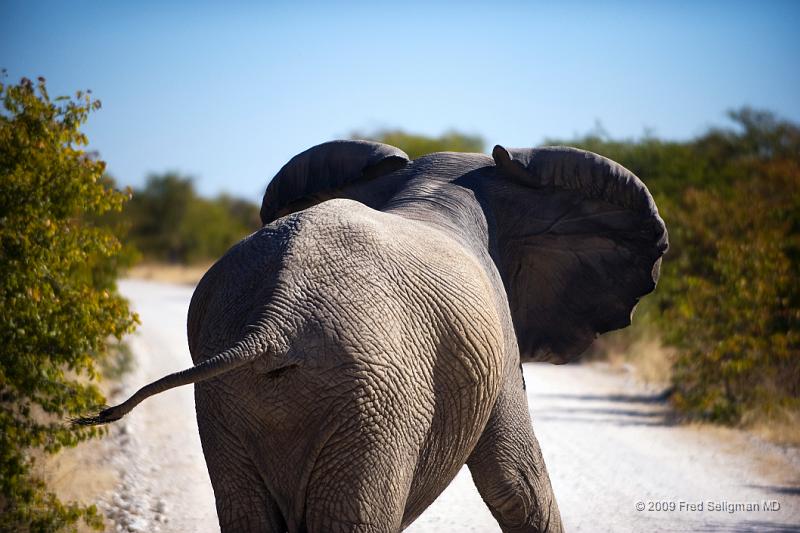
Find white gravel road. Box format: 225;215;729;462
100;280;800;532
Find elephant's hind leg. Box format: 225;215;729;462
303;409;414;532
196;390;286;533
467;376;563;533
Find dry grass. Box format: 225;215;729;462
124;262;213;286
596;334;675;388
35;375;120;532
744;405;800;447
38;440;117;521
596;333;800;447
31;345;136;530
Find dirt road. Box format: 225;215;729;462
97;280;799;532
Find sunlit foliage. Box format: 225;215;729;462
353;129;485;159
0;76;137;531
120;174;261;264
551;109;800;425
665;112;800;423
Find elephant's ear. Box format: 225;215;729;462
489;145;668;363
260;140;409;225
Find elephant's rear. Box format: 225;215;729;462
189;199;508;531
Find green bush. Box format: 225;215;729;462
353;129;485;159
0;77;137;531
121;173;260;264
664;113;800;423
551;110;800;425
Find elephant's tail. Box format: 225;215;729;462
72;334;267;426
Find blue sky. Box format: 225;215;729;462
2;1;798;200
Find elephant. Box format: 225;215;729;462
78;140;668;532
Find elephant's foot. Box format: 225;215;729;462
467;379;564;533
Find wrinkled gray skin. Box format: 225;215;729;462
80;141;668;532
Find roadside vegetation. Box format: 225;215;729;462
116;173;260;265
351;129;485;160
549;110;800;436
0;77;137;531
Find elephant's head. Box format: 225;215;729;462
260;140;668;365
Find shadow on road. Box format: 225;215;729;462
747;485;800;497
693;520;800;532
531;391;676;427
536;391;673;403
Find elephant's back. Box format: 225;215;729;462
283;199;506;366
